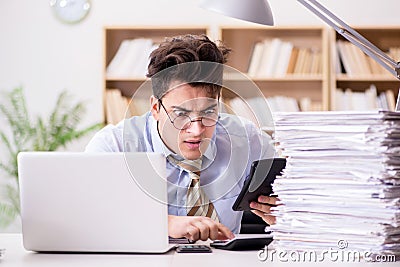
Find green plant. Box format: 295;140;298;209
0;87;102;228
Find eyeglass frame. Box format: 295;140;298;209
158;99;220;130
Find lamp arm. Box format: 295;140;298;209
340;31;398;77
298;0;400;80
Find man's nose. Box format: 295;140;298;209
186;119;205;133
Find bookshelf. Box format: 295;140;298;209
219;26;330;112
103;26;209;124
103;25;400;125
330;26;400;111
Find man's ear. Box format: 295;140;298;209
150;95;160;120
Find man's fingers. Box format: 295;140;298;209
258;195;278;205
184;225;199;241
201;219;220;240
196;218;234;241
251;210;276;225
169;215;234;241
216;222;235;240
250;202;271;213
192;220;210;241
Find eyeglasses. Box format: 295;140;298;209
158;99;219;130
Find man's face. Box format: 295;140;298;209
151;83;219;160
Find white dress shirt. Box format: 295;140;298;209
85;112;275;233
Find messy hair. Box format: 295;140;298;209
146;34;231;99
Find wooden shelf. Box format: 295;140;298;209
103;26;210;124
224;72;324;82
330;26;400;111
219;26;330;111
106;77;148;82
104;26;210;68
335;74;398;82
103;25;400;125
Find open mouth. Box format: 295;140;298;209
184;140;202;149
185;140;201;144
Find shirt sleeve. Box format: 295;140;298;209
247;122;276;161
84;123;124;152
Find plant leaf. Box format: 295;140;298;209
5;184;20;214
0;202;18;228
0;87;102;223
0;87;34;149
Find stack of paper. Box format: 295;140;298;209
270;111;400;257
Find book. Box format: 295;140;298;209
293;48;306;74
258;38;282;77
266;96;300;112
301;48;312;74
351;91;368;110
334;85;390;111
367;56;385;75
247;42;265;77
332;42;342;74
299;97;312;111
386;90;396;111
274;41;293;77
309;50;321;75
105;89;129;124
106;40;131;77
345;41;362;75
350;43;372;74
247;97;274;127
227;97;259;126
337;40;354;75
378;91;389;111
333;88;344;111
343;88;353;110
365;84;378;110
106;38;154;78
286;47;299;74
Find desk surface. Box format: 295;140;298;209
0;234;397;266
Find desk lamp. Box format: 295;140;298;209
199;0;400;108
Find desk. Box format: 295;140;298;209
0;234;397;266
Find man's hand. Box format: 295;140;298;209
250;195;279;225
168;215;235;241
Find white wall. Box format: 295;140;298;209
0;0;398;232
0;0;399;131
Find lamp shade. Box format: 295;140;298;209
199;0;274;26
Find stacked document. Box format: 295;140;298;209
270;111;400;257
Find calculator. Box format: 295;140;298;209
210;235;273;251
176;245;212;253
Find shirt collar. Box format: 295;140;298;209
149;115;175;158
149;115;216;161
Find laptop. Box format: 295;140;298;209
17;152;175;253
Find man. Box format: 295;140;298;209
86;35;276;241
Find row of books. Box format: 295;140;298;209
105;89;325;126
106;38;158;79
333;84;396;111
223;96;322;128
105;37;398;79
336;40;400;76
105;89;149;124
107;86;396;125
228;96;322;112
247;38;322;77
